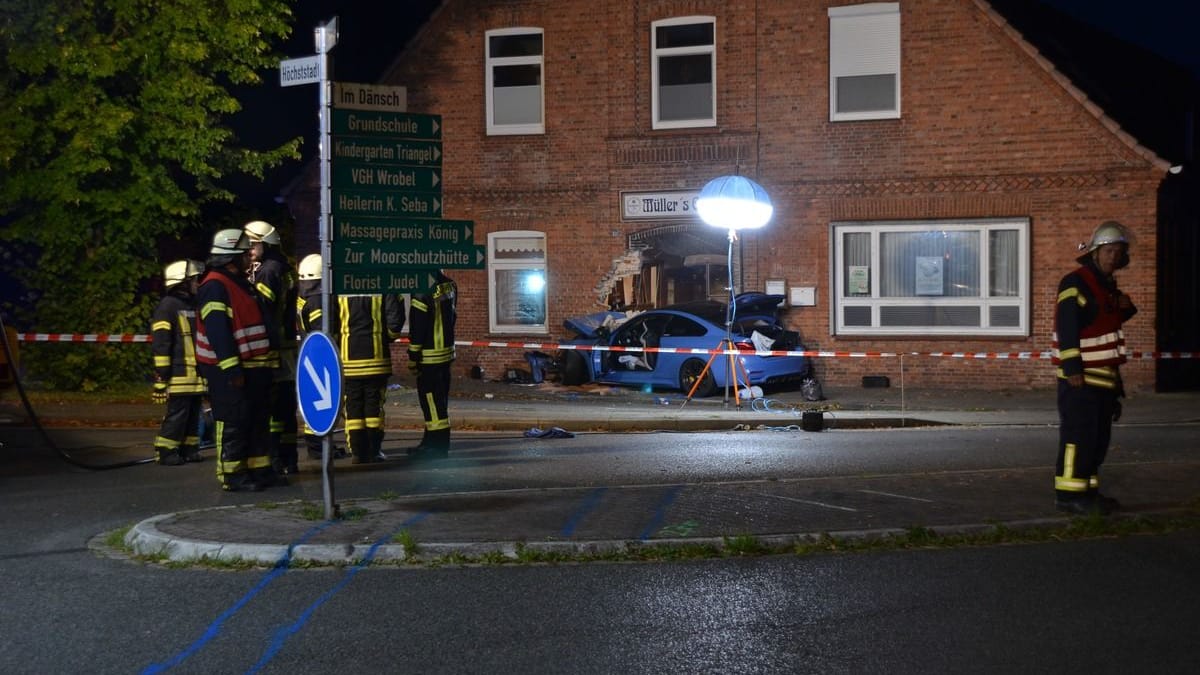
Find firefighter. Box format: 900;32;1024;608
407;270;457;459
195;229;280;492
244;220;300;475
336;281;405;464
150;259;206;465
1051;220;1138;515
295;253;347;461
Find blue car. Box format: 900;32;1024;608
558;293;811;397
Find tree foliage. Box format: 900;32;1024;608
0;0;300;388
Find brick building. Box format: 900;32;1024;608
288;0;1171;391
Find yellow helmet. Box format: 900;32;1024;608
298;253;323;281
1076;220;1132;268
243;220;280;245
163;259;203;289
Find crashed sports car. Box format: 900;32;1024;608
558;293;812;397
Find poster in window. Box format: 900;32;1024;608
916;256;944;296
848;266;869;295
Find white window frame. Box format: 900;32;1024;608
651;16;716;130
828;3;901;121
485;27;545;135
831;218;1030;336
488;230;549;334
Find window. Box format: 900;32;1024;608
832;219;1029;336
652;16;716;129
488;230;548;333
486;28;544;135
829;3;900;121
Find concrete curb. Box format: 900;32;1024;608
123;502;1184;567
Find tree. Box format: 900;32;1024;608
0;0;300;389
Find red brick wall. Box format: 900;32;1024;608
359;0;1164;390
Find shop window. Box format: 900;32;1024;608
832;218;1028;335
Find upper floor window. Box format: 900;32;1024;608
832;218;1029;336
652;16;716;129
486;28;544;135
488;230;548;333
828;3;900;121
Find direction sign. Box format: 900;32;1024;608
296;332;342;436
280;55;322;87
332;137;442;166
333;164;441;191
335;218;473;245
335;269;443;295
332;109;441;140
333;189;441;218
335;241;486;269
333;82;407;112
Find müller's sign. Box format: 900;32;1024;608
621;190;700;221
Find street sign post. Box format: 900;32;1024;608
280;16;340;520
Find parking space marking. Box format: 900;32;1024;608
858;489;935;503
639;485;683;541
752;491;859;512
560;487;607;537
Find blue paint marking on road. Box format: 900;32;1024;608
560;487;608;537
244;511;432;675
639;485;683;541
140;519;341;675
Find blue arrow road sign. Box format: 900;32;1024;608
296;331;342;436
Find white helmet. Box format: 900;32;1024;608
1076;220;1132;268
163;260;203;289
210;228;251;255
298;253;323;281
243;220;280;245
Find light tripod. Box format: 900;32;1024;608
681;227;755;409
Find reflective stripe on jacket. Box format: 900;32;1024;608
408;275;457;366
195;268;275;371
150;292;205;394
1052;262;1136;389
337;294;405;378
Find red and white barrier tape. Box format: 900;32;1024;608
13;333;1196;360
15;333;150;343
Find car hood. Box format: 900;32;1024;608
562;311;630;339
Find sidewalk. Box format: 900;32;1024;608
6;380;1198;564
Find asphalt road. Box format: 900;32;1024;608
2;424;1198;673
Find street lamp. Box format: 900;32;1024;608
692;174;774;407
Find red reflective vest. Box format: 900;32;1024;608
195;269;273;369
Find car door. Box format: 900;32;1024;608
598;314;667;386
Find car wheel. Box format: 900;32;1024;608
560;350;589;386
679;358;716;398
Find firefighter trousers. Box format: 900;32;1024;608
1055;379;1118;499
416;362;451;450
154;393;202;458
344;374;388;461
203;366;273;488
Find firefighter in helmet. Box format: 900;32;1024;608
407;270;457;459
195;229;281;492
243;220;300;475
1051;220;1138;515
150;259;206;465
295;253;347;461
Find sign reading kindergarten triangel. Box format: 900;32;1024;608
330;83;482;294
